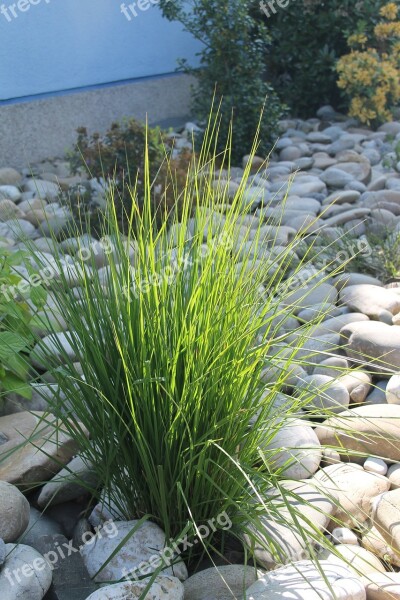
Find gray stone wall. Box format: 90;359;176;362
0;74;195;169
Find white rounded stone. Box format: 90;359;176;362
386;374;400;404
0;168;22;186
312;463;390;528
183;565;261;600
331;527;359;546
388;463;400;489
0;185;21;202
295;375;350;414
80;520;187;583
364;572;400;599
319;544;386;577
85;575;184;600
245;560;365;599
259;418;321;480
363;457;388;476
0;481;30;542
0;543;52;599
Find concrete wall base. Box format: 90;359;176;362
0;74;195;169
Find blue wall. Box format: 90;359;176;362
0;0;200;101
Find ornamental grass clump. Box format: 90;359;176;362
27;123;367;583
336;2;400;125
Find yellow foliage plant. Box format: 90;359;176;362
336;2;400;125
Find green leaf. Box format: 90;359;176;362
5;251;28;267
3;353;30;380
1;274;22;287
0;332;31;360
2;373;32;399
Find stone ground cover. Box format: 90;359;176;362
1;107;400;598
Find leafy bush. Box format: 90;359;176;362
0;247;47;400
336;2;400;125
66;120;194;235
68;120;165;192
159;0;285;163
28;123;361;583
264;0;388;117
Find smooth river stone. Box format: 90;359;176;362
245;560;365;600
340;285;400;323
0;411;86;489
315;404;400;463
340;321;400;372
312;463;390;528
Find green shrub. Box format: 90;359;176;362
68;120;165;190
264;0;388;117
66;120;194;236
159;0;285;163
336;2;400;126
0;247;47;400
